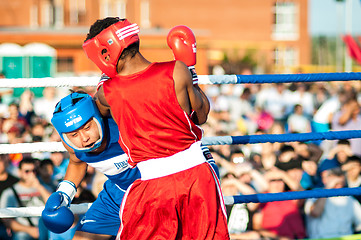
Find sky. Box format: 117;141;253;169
309;0;361;36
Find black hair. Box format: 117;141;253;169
328;167;344;177
337;139;351;146
85;17;122;42
40;159;54;168
280;144;295;154
345;155;361;165
19;157;36;169
0;154;9;162
120;42;139;59
85;17;140;60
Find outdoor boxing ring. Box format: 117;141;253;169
0;72;361;239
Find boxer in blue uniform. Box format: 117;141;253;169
41;92;140;238
41;91;220;238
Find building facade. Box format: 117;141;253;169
0;0;310;76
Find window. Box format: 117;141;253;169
41;1;54;27
272;2;299;41
54;1;64;28
140;0;150;28
101;0;126;18
273;47;299;67
30;4;39;28
57;57;74;73
69;0;86;25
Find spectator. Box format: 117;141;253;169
0;154;19;240
0;154;19;194
255;83;290;124
342;155;361;188
287;104;312;133
33;87;62;123
276;144;297;164
289;142;323;190
301;157;322;190
49;152;69;184
221;172;261;239
217;149;267;193
252;169;306;239
0;72;14;108
2;102;30;144
30;122;51;160
30;122;46;143
18;90;37;126
312;87;346;150
228;87;258;134
291;141;323;163
304;167;361;238
274;145;304;191
342;155;361;204
325;139;353;166
268;121;286;153
288;83;314;118
258;142;277;171
331;88;361;156
0;157;51;240
37;159;57;192
313;84;330;111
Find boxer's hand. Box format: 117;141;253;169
42;192;74;233
167;25;198;85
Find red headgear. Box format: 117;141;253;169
82;19;140;77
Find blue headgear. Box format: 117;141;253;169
51;92;105;152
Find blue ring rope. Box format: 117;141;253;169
202;130;361;146
203;72;361;84
223;187;361;205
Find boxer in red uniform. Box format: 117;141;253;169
83;17;229;240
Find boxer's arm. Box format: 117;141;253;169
62;144;88;189
173;61;209;125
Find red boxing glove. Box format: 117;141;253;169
167;25;198;85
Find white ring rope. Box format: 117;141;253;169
0;142;66;154
2;75;220;87
3;72;361;88
2;77;100;88
0;203;91;218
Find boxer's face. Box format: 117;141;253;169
65;118;100;149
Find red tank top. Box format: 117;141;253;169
102;61;203;165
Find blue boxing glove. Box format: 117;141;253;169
42;180;77;233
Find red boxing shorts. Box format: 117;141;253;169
116;142;230;240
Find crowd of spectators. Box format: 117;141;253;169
0;86;101;240
202;68;361;239
0;70;360;239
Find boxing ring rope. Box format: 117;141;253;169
0;73;360;219
198;72;361;84
202;130;361;146
1;187;361;217
0;203;91;218
2;71;361;88
223;187;361;205
1;130;361;154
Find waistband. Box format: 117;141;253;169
136;141;205;180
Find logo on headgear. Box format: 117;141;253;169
65;116;83;128
115;23;140;41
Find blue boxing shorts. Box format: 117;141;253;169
77;179;126;236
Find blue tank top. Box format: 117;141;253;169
75;117;140;190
